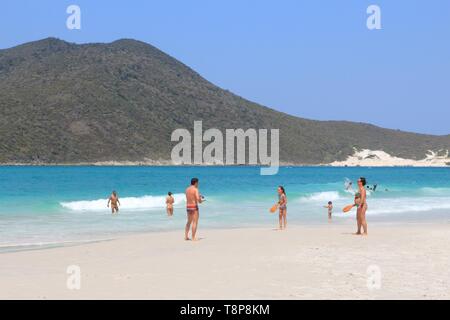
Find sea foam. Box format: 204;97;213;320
299;191;342;202
60;193;185;211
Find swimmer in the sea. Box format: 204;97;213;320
166;192;174;216
107;191;120;214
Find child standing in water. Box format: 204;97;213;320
277;186;287;230
324;201;333;220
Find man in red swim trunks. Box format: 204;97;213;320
185;177;203;241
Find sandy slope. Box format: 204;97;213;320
330;149;450;167
1;222;449;300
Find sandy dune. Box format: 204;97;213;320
330;149;450;167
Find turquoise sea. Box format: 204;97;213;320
1;166;449;252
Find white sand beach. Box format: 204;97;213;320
1;221;449;300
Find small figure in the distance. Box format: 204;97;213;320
166;192;174;216
107;191;121;215
324;201;333;221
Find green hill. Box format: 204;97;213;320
0;38;449;164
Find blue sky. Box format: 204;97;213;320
1;0;449;135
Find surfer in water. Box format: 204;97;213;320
344;179;354;193
166;191;174;216
353;177;368;235
185;178;203;241
107;191;120;214
277;186;287;230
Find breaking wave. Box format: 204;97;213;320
60;194;185;211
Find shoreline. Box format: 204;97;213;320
1;163;450;167
1;221;450;299
2;149;450;167
2;218;448;255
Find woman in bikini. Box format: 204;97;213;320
353;177;368;235
277;186;287;230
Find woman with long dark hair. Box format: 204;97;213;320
354;177;368;235
277;186;287;230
